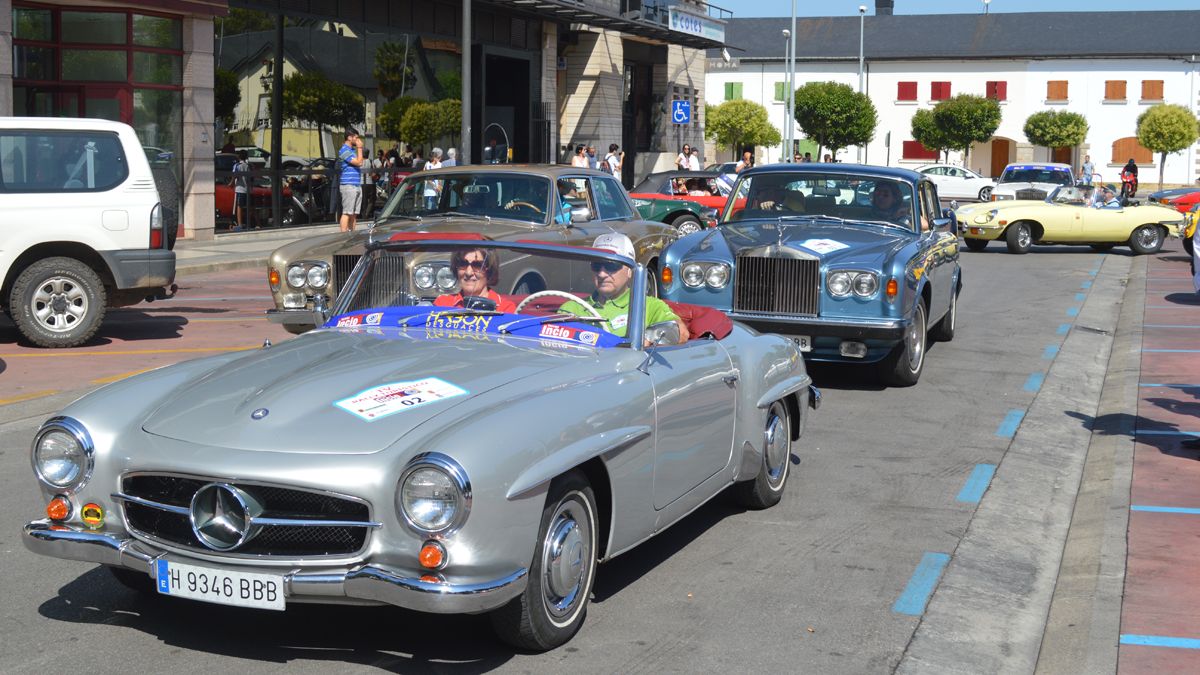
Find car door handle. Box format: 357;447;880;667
722;370;739;386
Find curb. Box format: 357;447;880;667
177;257;269;276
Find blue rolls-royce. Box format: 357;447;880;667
660;164;961;386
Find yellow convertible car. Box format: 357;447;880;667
955;185;1184;254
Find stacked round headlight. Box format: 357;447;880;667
32;418;92;490
852;272;879;297
306;265;329;289
435;266;456;291
828;271;880;298
397;454;470;534
682;263;705;288
286;264;308;289
705;264;730;289
827;271;853;297
414;264;436;290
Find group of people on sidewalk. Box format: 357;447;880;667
569;143;625;177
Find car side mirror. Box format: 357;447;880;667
570;207;590;224
646;320;680;346
933;216;955;234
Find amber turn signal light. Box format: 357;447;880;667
419;541;446;569
46;496;71;521
268;267;281;290
661;266;673;285
885;279;899;301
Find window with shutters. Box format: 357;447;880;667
1104;80;1126;101
773;82;787;102
724;82;743;101
902;140;940;161
985;81;1007;101
1046;80;1068;102
1111;137;1152;165
1140;80;1163;101
930;81;951;101
897;81;917;101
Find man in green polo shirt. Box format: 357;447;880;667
560;233;689;344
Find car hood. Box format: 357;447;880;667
955;199;1043;218
714;220;912;265
141;329;575;454
993;181;1065;193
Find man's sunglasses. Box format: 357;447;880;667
454;260;487;271
590;261;624;275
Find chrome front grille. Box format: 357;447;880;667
339;252;410;308
733;256;820;316
333;254;360;296
117;474;374;557
1015;188;1047;200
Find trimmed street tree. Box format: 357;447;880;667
792;81;877;158
910;108;953;163
1136;103;1200;191
1023;109;1089;156
281;70;365;157
377;96;421;142
435;98;462;147
705;99;781;160
373;41;416;101
399;100;440;150
932;94;1001;167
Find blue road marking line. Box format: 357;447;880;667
1075;292;1087;301
1143;349;1200;353
1139;383;1200;389
1081;280;1092;289
1131;505;1200;515
1042;344;1059;359
1056;324;1070;335
996;410;1025;438
1024;372;1044;392
892;552;951;616
1120;634;1200;649
1135;430;1200;438
1067;307;1080;317
956;464;997;503
1088;269;1098;277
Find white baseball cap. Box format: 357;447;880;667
592;232;635;260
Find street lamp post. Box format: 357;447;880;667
858;5;866;164
788;0;796;162
782;28;791;163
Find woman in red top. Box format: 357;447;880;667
433;248;518;313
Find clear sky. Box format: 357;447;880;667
735;0;1193;16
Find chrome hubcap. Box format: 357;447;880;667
907;304;926;371
1017;226;1031;248
763;412;789;488
679;221;701;235
32;276;88;333
1136;227;1159;249
541;498;592;622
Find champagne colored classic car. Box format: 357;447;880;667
955;185;1185;254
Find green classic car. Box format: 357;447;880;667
631;195;717;235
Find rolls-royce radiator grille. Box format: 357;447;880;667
336;252;409;307
733;257;820;316
118;474;372;557
1015;188;1047;201
333;254;359;294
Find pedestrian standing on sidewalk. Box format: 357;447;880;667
676;144;691;171
688;147;701;171
232;149;251;231
424;147;443;210
336;129;365;232
571;144;589;168
1079;154;1095;186
604;143;623;178
443;147;457;167
586;146;599;170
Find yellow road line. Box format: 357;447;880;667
0;346;255;358
91;367;158;384
0;389;59;405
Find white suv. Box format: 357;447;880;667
0;118;175;347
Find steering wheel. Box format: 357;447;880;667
515;290;604;319
505;200;544;214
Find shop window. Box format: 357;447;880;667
63;50;127;81
724;82;743;101
13;46;54;80
13;8;51;41
61;11;126;44
133;14;182;49
930;82;951;101
1046;80;1068;101
133;52;183;85
1111;137;1151;164
1104;80;1126;101
986;81;1007;101
1141;80;1163;101
902;140;939;161
897;81;917;101
0;131;128;192
773;82;787;102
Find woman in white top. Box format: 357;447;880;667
675;144;691;171
570;144;589;168
423;147;443;210
687;148;701;171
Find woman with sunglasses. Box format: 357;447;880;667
676;144;691;171
433;248;517;313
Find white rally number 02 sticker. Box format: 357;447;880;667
334;378;468;421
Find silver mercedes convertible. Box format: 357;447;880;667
22;238;818;651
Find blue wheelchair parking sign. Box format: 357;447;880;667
671;100;691;124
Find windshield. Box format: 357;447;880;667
329;240;667;348
1049;185;1096;206
998;166;1074;186
378;172;554;225
722;173;918;230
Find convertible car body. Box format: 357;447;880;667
629;171;732;212
955;185;1185;254
23;239;817;651
661;164;961;386
630;193;717;235
267;165;677;333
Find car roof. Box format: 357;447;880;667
414;164;615;179
1002;162;1072;171
0;117;133;133
740;163;924;182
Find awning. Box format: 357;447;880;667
486;0;727;49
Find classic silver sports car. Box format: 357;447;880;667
23;238;818;651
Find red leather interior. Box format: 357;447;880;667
499;294;733;341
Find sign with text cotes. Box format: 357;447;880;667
668;8;725;43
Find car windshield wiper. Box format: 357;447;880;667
429;211;493;223
777;214;846;225
398;308;504;327
498;313;607;334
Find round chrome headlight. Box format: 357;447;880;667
32;418;93;490
852;272;879;297
827;271;852;297
306;265;329;289
682;263;705;288
435;266;456;291
286;265;307;289
705;264;730;289
413;264;435;290
397;454;470;534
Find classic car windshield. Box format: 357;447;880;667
329;241;663;347
1049;185;1096;206
378;172;555;225
998;166;1074;186
722;173;917;229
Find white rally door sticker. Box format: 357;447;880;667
334;377;468;421
797;238;850;255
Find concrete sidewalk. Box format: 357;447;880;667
174;223;344;275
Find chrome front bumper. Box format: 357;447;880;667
728;311;910;341
23;520;526;614
265;308;326;328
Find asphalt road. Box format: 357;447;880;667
0;245;1136;673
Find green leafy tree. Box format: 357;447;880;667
1136;103;1200;191
704;99;781;159
792;81;877;158
932;94;1001;166
1023;109;1089;155
399;101;440;149
373;41;416;101
281;70;364;157
910;108;953;162
216;8;276;36
436;71;463;101
377;96;422;142
434;99;462;147
214;68;241;130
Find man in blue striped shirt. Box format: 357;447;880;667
337;129;365;232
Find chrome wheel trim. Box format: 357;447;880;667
763;410;790;490
906;303;927;372
540;494;594;627
1016;224;1031;249
677;220;702;235
1135;226;1160;249
31;276;89;333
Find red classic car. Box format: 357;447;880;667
629;171;732;211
